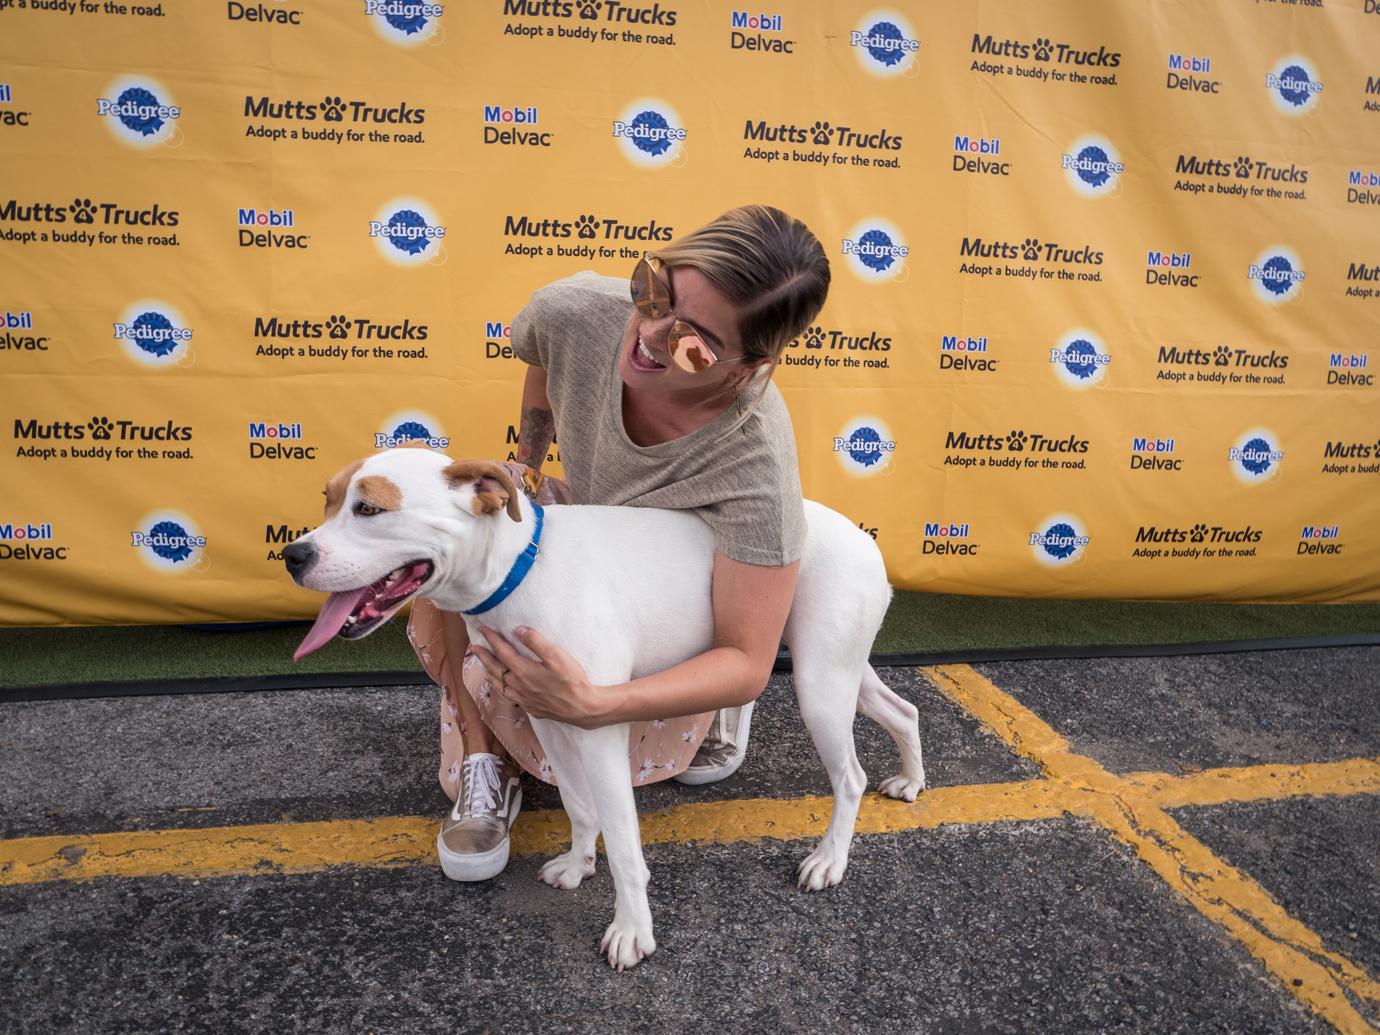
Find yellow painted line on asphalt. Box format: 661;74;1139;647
925;664;1380;1035
0;778;1071;888
1129;757;1380;809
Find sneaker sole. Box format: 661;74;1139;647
436;789;521;882
671;700;755;786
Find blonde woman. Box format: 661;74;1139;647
407;204;831;880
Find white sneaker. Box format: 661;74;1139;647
436;752;522;881
671;701;756;785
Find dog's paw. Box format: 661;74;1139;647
796;844;849;892
879;773;926;802
600;917;656;972
537;851;595;890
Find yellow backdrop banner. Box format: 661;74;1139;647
2;1;1379;625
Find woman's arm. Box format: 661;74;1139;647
473;552;800;729
515;363;555;471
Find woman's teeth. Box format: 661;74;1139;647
637;336;665;368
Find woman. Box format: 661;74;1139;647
407;204;831;881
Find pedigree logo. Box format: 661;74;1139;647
97;77;182;148
366;0;446;47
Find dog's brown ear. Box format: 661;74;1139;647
442;460;523;522
323;459;365;518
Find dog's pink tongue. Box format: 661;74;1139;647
294;587;373;661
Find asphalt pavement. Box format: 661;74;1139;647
2;648;1377;1034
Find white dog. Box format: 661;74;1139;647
285;447;926;970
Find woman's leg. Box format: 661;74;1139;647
408;598;511;803
436;608;507;758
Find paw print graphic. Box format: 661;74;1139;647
1234;155;1253;179
70;198;97;224
320;96;347;122
577;0;601;19
1021;238;1042;261
810;121;833;146
1190;523;1208;544
1033;37;1054;62
804;326;825;349
575;214;599;240
88;416;115;441
326;314;351;339
1213;344;1232;367
1006;430;1028;452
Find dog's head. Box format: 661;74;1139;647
284;445;524;659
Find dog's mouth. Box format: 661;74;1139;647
294;560;434;661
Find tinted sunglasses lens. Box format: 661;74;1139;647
630;258;670;319
669;326;716;374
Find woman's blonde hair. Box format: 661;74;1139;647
654;205;830;403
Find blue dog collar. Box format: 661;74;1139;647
462;503;544;616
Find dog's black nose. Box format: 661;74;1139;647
283;540;318;579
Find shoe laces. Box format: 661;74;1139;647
460;754;504;819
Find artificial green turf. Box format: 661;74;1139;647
3;592;1378;689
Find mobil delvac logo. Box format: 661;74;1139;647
1061;135;1124;197
833;417;896;476
131;511;207;573
1049;329;1111;388
1266;56;1323;116
1166;51;1221;95
1298;523;1344;557
97;77;182;148
369;197;446;266
366;0;446;47
1347;169;1380;207
1248;246;1305;303
1;311;49;353
1228;427;1284;485
238;207;309;250
249;420;318;461
1130;435;1181;472
483;104;552;148
0;82;31;128
849;9;920;78
0;521;68;562
952;134;1009;177
730;10;795;55
375;411;450;450
842;218;908;282
939;334;998;374
113;301;194;367
612;98;687;167
922;521;978;557
1146;249;1198;288
1030;514;1090;567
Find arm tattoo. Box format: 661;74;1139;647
517;406;555;470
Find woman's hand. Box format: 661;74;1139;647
469;625;615;729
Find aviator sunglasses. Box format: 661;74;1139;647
629;256;744;375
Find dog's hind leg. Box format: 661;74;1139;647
570;723;657;971
533;722;599;891
791;657;868;892
858;664;927;802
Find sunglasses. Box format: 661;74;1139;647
629;256;740;375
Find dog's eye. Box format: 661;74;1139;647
354;500;381;517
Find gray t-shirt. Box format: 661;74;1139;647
510;271;805;567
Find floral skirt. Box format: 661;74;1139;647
404;462;715;799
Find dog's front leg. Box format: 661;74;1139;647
530;720;599;890
571;722;656;971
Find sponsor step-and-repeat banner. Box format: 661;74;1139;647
2;1;1378;625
